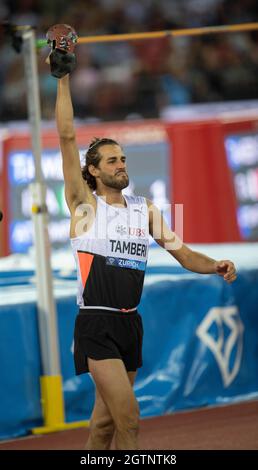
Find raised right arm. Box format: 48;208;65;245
55;75;95;212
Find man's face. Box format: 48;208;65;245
95;144;129;190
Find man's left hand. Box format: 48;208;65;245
214;260;237;283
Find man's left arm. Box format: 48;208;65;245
147;200;237;284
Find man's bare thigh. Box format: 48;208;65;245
88;358;138;421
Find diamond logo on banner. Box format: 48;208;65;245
196;306;244;387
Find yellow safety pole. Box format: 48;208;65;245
33;376;89;434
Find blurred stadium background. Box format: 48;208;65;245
0;0;258;450
1;0;258;121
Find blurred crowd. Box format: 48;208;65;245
1;0;258;122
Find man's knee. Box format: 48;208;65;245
90;416;115;440
115;399;140;434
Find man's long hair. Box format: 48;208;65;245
82;137;120;190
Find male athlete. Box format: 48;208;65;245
51;24;237;450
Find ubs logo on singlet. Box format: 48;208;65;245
115;224;127;235
129;227;146;237
115;225;146;237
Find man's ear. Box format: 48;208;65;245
88;164;99;177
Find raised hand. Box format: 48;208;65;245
46;24;78;78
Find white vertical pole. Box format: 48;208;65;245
22;29;60;377
20;28;88;433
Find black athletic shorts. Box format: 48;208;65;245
73;308;144;375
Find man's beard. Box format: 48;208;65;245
99;171;129;190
